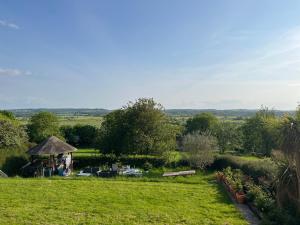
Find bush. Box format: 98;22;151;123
182;132;217;169
212;155;278;181
1;155;29;176
0;147;27;168
73;155;166;169
142;162;153;170
245;183;275;212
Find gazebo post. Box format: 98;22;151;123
70;152;73;171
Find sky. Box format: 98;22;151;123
1;0;300;110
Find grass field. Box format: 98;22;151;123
18;116;103;127
0;173;247;225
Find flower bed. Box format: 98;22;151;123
217;167;300;224
216;168;246;204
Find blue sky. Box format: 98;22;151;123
1;1;300;109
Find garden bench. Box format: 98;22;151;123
162;170;196;177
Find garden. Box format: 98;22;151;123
1;99;300;224
0;172;248;225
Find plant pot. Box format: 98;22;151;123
235;192;245;204
228;185;235;194
216;172;224;182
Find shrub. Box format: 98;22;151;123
142;162;153;171
73;155;166;169
1;155;29;176
182;132;217;169
212;155;278;181
245;183;275;212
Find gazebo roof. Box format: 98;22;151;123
27;136;77;155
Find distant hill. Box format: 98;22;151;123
6;108;294;118
9;108;111;117
165;109;294;117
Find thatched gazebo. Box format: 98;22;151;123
26;136;77;177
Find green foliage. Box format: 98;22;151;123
27;112;61;143
61;124;98;147
245;183;275;212
73;154;167;169
215;121;243;153
97;98;178;156
1;155;29;176
242;107;280;156
222;167;244;192
0;148;27;168
0;121;28;149
0;110;16;120
185;112;218;134
142;161;153;170
213;155;278;181
0;111;28;149
182;132;218;169
280;111;300;158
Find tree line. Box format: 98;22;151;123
0;99;298;159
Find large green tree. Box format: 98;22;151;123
215;121;243;153
279;108;300;210
242;107;280;156
0;111;28;149
27;112;61;143
97;98;178;156
61;124;98;147
185;112;218;134
182;132;218;169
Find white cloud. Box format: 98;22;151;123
209;27;300;81
0;68;31;77
0;20;19;29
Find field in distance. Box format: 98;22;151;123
18;116;103;127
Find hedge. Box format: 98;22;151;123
211;154;278;181
73;155;167;169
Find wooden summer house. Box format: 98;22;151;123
26;136;77;177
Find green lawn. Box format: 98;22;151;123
73;148;101;157
237;155;264;161
0;173;248;225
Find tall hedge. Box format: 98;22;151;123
212;155;278;181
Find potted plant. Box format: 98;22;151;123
216;171;224;182
235;190;246;204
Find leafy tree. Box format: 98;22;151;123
60;125;79;146
97;109;127;155
279;108;300;209
182;132;217;169
0;110;15;120
0;112;28;149
216;121;243;153
185;112;218;134
27;112;61;143
97;98;178;156
61;124;98;147
242;107;280;156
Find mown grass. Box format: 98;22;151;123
73;148;101;157
0;172;247;225
237;155;264;161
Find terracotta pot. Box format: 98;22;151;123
216;173;224;182
235;192;245;204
